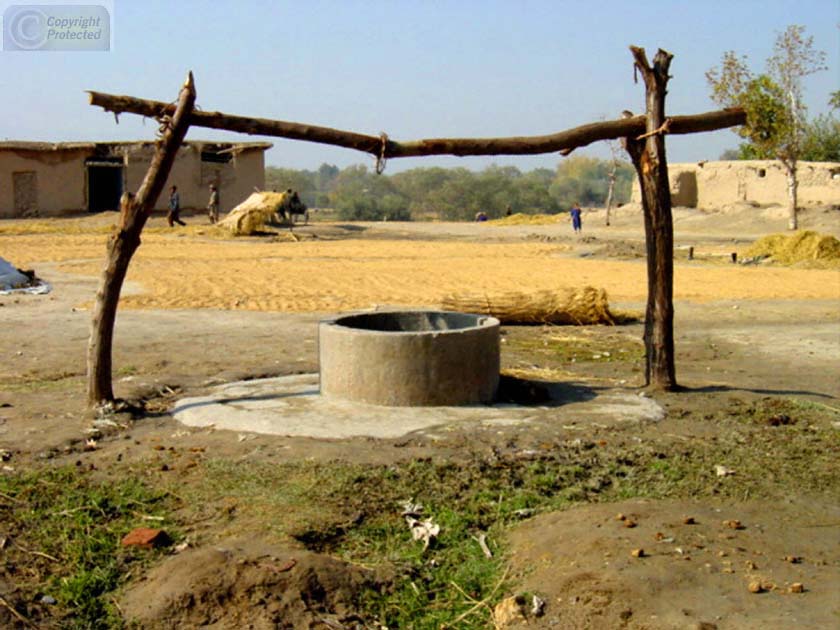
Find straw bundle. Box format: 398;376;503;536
440;286;616;325
744;230;840;268
218;191;289;236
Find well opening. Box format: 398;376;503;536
319;310;500;407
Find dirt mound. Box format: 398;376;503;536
441;286;617;325
218;191;289;236
507;498;840;629
490;212;564;226
596;240;647;259
119;538;375;629
744;230;840;268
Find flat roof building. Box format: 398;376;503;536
631;160;840;210
0;140;272;218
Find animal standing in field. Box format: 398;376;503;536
276;189;309;225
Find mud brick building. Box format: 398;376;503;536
0;140;271;218
632;160;840;209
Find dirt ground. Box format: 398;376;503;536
0;203;838;628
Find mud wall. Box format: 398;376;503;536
124;145;266;214
631;160;840;209
0;148;88;218
0;143;267;218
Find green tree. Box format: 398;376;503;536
801;114;840;162
706;25;827;229
331;165;410;221
514;168;560;215
391;167;462;218
549;155;633;209
265;167;318;206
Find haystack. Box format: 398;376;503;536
489;212;564;226
218;191;289;236
440;286;616;325
744;231;840;268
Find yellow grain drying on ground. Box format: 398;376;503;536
0;218;114;236
218;191;289;236
489;212;565;226
744;231;840;268
440;286;618;325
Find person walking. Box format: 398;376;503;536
570;202;582;233
207;184;220;224
167;185;186;226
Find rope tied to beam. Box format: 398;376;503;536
636;118;672;141
154;100;178;139
375;132;389;174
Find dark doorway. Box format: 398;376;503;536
86;158;124;212
12;171;38;217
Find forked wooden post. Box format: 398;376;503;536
626;47;678;390
86;73;196;407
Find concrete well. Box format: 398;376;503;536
318;311;500;406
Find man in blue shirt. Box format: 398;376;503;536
570;202;582;233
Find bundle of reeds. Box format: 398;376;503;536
440;286;616;325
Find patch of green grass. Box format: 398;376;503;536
178;456;594;627
8;394;825;629
172;403;839;628
0;467;177;629
0;370;82;393
504;326;645;366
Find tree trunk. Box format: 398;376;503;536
785;161;798;230
626;47;678;391
604;167;616;226
86;73;196;407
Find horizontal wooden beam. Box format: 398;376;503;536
88;90;745;159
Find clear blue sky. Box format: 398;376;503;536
1;0;837;172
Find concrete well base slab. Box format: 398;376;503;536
171;374;665;440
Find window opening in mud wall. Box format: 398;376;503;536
200;149;232;164
757;169;766;178
86;157;125;212
200;147;233;185
12;171;38;217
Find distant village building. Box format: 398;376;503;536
631;160;840;209
0;140;271;218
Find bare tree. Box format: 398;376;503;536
603;138;625;226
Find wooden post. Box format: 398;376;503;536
625;47;678;391
604;166;616;226
86;72;196;407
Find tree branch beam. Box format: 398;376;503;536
87;90;744;159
